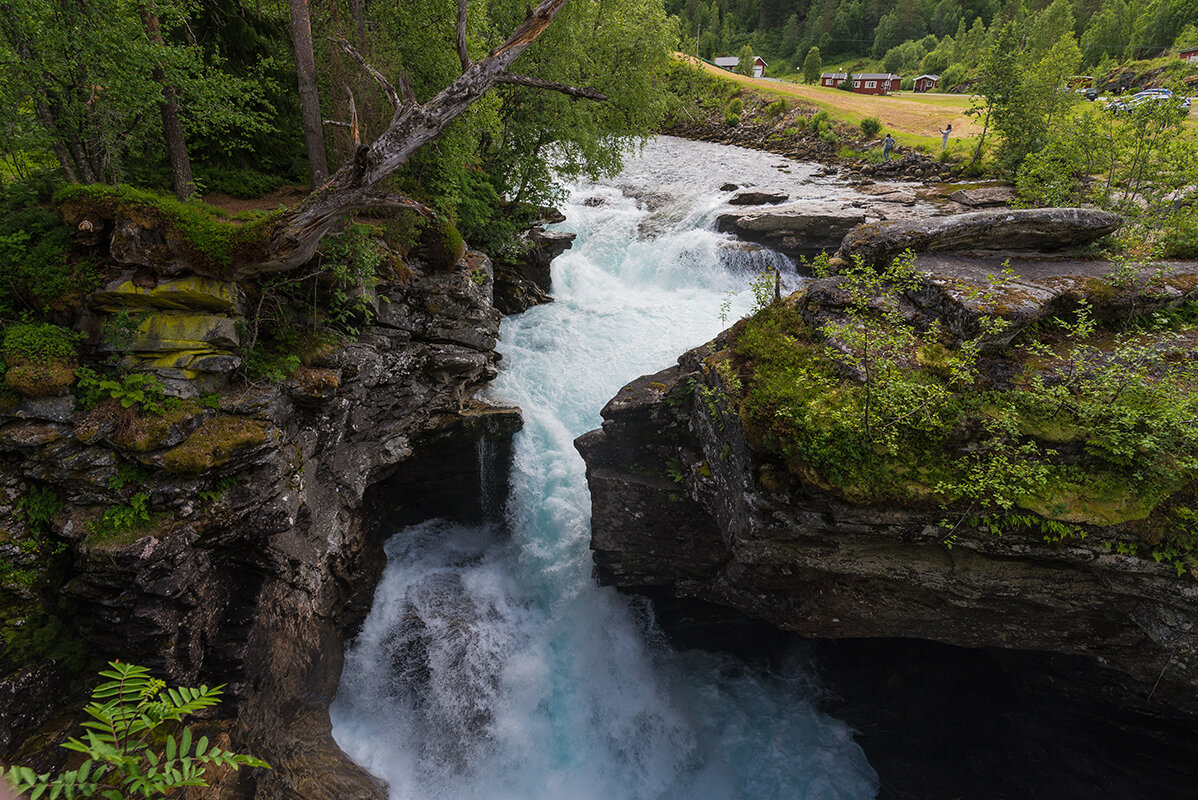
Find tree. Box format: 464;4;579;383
287;0;328;187
737;44;755;75
140;0;196;199
1;662;268;799
242;0;617;275
0;0;278;188
802;45;822;83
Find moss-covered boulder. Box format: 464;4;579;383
91;274;244;315
158;416;270;475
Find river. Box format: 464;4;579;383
330;136;880;800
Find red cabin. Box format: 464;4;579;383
914;74;939;92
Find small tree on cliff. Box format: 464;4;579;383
802;46;822;84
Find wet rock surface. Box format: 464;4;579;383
491;226;576;315
728;188;789;205
837;207;1122;268
717;201;869;258
577;245;1198;799
0;243;521;799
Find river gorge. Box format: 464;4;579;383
3;135;1198;800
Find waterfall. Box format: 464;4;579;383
331;136;879;800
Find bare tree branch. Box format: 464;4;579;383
456;0;470;73
399;72;417;106
322;120;352;128
332;36;401;110
354;192;436;217
348;87;360;147
495;72;606;100
244;0;582;276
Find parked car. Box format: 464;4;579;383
1107;88;1191;115
1074;87;1098;101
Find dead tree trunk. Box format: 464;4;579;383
239;0;604;277
287;0;329;188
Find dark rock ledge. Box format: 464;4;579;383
576;228;1198;799
0;225;522;799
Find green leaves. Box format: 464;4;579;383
2;661;269;799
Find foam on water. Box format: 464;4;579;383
331;137;879;800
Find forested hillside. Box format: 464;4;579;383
670;0;1198;82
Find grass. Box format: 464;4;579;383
682;55;979;153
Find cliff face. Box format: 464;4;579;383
0;226;522;797
576;252;1198;798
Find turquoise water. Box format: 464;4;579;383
330;137;880;800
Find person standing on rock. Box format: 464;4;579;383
882;133;895;160
939;123;952;149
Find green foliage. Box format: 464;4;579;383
0;0;279;187
1;322;81;365
734;251;1198;539
75;369;175;415
193;165;286;199
859;117;883;138
320;224;384;336
1161;210;1198;259
100;309;149;371
736;45;755;76
0;191;96;315
88;492;155;543
197;477;236;505
1;661;269;799
108;464;149;493
801;47;822;84
16;486;65;532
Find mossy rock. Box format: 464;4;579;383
107;401;205;453
92;275;244;314
54;184;280;277
160;415;268;475
418;216;466;273
4;362;76;397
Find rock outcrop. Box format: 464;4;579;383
717;201;868;258
576;252;1198;799
492;226;576;315
728;189;789;206
837;207;1122;268
0;224;522;798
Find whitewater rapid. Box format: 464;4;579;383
330;137;880;800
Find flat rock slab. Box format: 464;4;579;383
719;201;866;235
838;208;1122;269
947;186;1018;207
728;189;789;205
717;202;869;258
909;254;1198;346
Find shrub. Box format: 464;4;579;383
1161;210;1198;259
837;79;854;91
195;165;287;199
727;97;743;115
860;117;883;138
2;322;80;396
0;661;269;799
2;322;80;365
724;112;741;127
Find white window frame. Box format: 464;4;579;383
865;80;876;89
